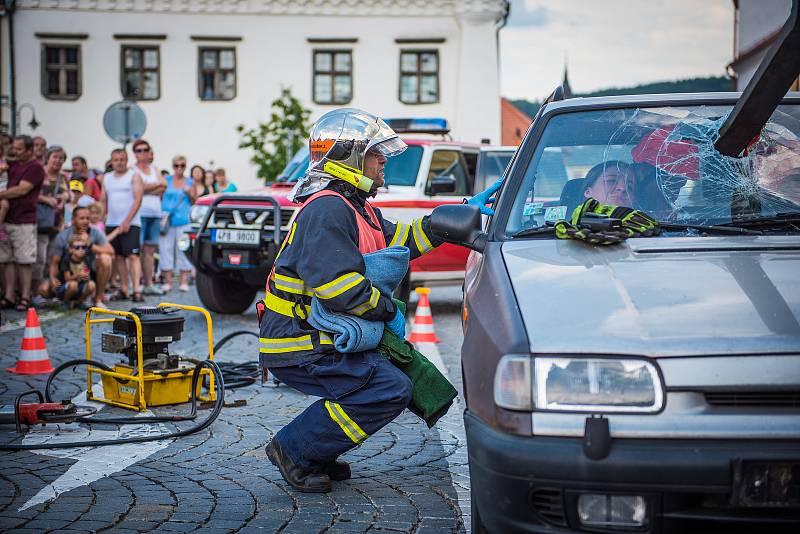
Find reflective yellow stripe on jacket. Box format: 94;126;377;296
348;286;380;316
263;291;312;319
324;400;368;444
274;273;313;296
412;217;434;254
259;335;314;353
389;222;411;247
314;272;365;300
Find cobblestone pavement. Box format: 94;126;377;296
0;286;470;533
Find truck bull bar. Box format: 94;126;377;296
192;194;283;266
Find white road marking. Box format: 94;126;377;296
415;339;472;532
0;309;65;335
19;382;174;511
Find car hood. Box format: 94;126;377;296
501;236;800;357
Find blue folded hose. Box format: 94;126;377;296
307;246;409;353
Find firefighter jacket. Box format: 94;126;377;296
259;182;442;368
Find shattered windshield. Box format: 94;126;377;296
506;104;800;236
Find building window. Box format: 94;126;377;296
199;47;236;101
313;50;352;105
41;44;81;100
121;46;160;100
399;50;439;104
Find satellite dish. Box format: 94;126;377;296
103;100;147;146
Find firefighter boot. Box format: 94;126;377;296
323;459;351;481
266;439;332;493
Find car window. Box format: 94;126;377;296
384;145;423;186
426;149;469;196
475;150;513;192
505;104;800;236
463;151;479;193
277;146;310;182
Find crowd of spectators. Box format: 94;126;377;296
0;134;237;311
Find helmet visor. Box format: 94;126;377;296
367;136;407;158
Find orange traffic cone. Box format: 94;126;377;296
6;308;54;375
407;287;440;343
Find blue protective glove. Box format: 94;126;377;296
385;307;406;338
466;176;504;215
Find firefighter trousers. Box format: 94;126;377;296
269;351;413;470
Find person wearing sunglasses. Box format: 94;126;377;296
131;139;166;296
52;233;96;309
159;155;197;293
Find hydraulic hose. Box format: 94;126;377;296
1;329;261;449
0;360;224;451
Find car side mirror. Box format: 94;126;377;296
428;175;457;195
430;204;487;252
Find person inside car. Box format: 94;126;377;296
582;160;639;206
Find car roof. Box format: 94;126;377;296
479;146;516;153
540;91;800;114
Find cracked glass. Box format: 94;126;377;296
506;104;800;236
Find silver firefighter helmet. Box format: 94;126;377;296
288;108;407;202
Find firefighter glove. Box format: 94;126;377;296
386;307;406;339
466;176;504;215
554;220;628;245
575;198;661;237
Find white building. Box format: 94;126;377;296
0;0;508;190
728;0;798;90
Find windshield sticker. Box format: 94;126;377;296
544;205;568;222
523;201;544;217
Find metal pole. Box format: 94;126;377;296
123;101;130;149
7;0;16;136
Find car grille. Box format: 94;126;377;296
705;390;800;408
208;207;296;231
529;488;566;526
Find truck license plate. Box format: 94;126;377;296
213;229;259;245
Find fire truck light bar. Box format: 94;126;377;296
383;118;450;135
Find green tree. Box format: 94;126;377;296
237;88;311;183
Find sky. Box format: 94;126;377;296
500;0;734;101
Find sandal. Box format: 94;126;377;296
15;298;32;312
109;290;129;301
132;292;144;303
0;297;14;310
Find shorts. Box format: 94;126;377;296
0;223;37;264
107;226;141;257
56;280;88;300
33;233;53;280
140;216;161;246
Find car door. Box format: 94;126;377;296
418;148;472;271
424;149;470;197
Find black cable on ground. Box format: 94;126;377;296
0;360;225;451
207;330;262;389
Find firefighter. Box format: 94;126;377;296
260;108;501;492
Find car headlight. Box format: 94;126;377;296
190;205;209;224
494;356;664;413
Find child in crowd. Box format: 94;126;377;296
56;233;96;308
88;202;105;233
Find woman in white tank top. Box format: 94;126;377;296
132;140;167;295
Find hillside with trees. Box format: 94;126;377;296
511;76;733;118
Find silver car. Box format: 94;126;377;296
432;92;800;533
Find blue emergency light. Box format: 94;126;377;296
383;117;450;135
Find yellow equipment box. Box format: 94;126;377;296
85;303;216;412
